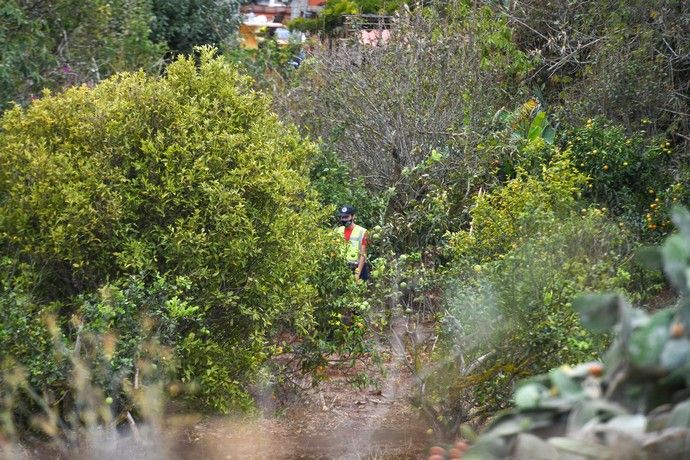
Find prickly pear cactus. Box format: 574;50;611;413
465;206;690;459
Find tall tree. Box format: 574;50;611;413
0;0;166;111
150;0;243;56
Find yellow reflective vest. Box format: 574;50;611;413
336;224;366;263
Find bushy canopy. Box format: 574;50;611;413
0;48;337;411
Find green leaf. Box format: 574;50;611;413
629;309;674;369
549;368;583;399
482;416;528;437
672;206;690;240
485;411;557;438
661;234;690;293
514;383;548;409
668;400;690;428
660;338;690;370
513;433;559;459
642;427;690;457
542;125;555;145
573;293;620;334
463;436;507;460
678;298;690;331
604;414;647;437
567;400;628;434
548;437;611;457
528;111;546;142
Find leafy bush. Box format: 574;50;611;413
464;206;690;459
480;98;557;180
425;209;632;438
419;155;633;438
318;0;359;33
566;118;674;236
0;265;63;395
226;39;302;94
286;17;321;35
448;153;588;263
0;48;345;416
1;0;248;112
508;0;690;144
320;0;406;28
0;0;166;111
0;285;175;451
150;0;242;56
309;148;381;229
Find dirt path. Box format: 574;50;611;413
5;319;436;460
179;321;434;459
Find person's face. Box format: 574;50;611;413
340;214;354;226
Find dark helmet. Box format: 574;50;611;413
338;204;356;217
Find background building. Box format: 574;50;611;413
241;0;325;23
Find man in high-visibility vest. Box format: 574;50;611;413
336;205;369;281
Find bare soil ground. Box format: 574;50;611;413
179;371;429;459
176;321;434;459
6;320;435;459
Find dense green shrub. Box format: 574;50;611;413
286;17;321;35
0;264;63;394
565;118;675;236
226;39;302;94
447;208;629;374
463;207;690;459
1;0;248;112
448;153;587;263
478;98;557;181
151;0;242;55
313;0;408;34
419;155;633;438
0;0;166;111
0;48;346;416
481;106;679;241
427;210;630;437
0;2;55;110
0;272;178;444
313;0;407;34
309;148;380;229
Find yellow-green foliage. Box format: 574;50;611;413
428;152;632;434
449;153;587;263
434;208;631;425
566;118;674;235
0;48;339;412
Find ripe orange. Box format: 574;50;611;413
671;322;685;338
589;363;604;377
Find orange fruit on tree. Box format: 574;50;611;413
671;322;685;338
589;363;604;377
